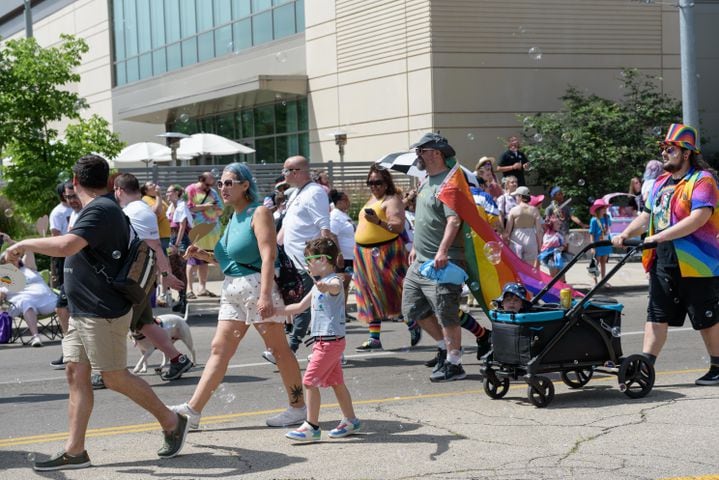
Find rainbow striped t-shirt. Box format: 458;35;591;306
642;169;719;277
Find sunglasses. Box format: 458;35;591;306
661;145;679;155
367;180;385;187
305;254;332;262
282;168;303;175
65;194;78;199
415;148;435;155
217;179;243;188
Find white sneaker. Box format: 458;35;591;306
261;350;277;365
266;406;307;427
169;402;201;430
30;335;43;347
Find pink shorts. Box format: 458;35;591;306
303;338;346;388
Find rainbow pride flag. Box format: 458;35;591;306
436;164;580;313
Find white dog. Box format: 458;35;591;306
130;306;196;374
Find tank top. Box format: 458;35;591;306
355;199;398;245
214;204;263;277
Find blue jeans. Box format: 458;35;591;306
289;271;316;352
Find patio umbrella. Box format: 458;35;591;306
177;133;255;156
114;142;172;165
375;151;479;187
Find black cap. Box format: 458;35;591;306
410;133;456;158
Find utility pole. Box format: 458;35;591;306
678;0;699;141
24;0;33;38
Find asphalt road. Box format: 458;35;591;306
1;289;717;479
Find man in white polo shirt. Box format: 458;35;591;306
276;156;337;353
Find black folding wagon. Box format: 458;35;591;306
480;240;656;407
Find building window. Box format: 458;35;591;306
168;97;309;164
112;0;305;86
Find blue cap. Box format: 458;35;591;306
549;186;562;198
501;282;528;300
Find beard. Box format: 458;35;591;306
415;156;426;171
662;157;683;173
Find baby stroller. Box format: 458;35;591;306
480;239;656;408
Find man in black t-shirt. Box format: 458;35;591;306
6;155;190;471
497;136;530;186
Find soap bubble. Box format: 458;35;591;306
178;113;190;124
706;310;714;318
587;196;595;204
567;232;584;248
233;330;242;338
533;133;543;143
371;248;380;258
517;25;526;34
470;282;480;291
561;132;572;142
3;208;13;218
26;453;35;461
466;133;475;141
210;168;219;177
112;250;122;260
577;178;586;186
528;47;543;61
275;51;288;63
226;41;234;53
465;232;472;239
652;126;662;136
483;241;503;265
611;327;621;337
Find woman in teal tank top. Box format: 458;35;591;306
174;163;307;429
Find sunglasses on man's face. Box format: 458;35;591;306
367;180;384;187
661;145;680;156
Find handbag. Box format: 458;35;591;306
237;246;306;305
90;217;158;305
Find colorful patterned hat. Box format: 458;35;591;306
662;123;700;153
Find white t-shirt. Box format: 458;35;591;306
168;199;194;229
68;210;80;230
330;208;355;258
49;203;72;235
282;182;330;268
123;200;159;241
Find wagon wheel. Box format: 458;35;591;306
526;376;555;408
483;370;510;399
560;368;594;389
618;354;655;399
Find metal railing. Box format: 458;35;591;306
118;161;416;197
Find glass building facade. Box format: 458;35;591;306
112;0;305;86
168;97;310;164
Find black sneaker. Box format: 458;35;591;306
429;362;467;383
695;367;719;386
409;326;422;347
50;355;65;370
476;328;492;360
158;413;190;458
161;355;193;381
33;450;91;471
91;373;106;390
424;348;447;368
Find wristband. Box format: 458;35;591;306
161;271;169;277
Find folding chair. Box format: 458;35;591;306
4;270;63;345
7;303;62;345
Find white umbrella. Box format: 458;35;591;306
375;151;479;187
114;142;172;164
149;151;194;162
177;133;255;156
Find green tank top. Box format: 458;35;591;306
214;204;262;277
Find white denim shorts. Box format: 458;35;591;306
218;273;286;324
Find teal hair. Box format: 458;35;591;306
224;162;258;202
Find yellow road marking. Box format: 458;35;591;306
0;367;706;448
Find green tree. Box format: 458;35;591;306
0;35;123;220
521;68;681;219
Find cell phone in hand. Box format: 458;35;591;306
364;208;375;216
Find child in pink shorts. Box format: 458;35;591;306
280;238;360;442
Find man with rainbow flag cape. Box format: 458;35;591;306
612;123;719;386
